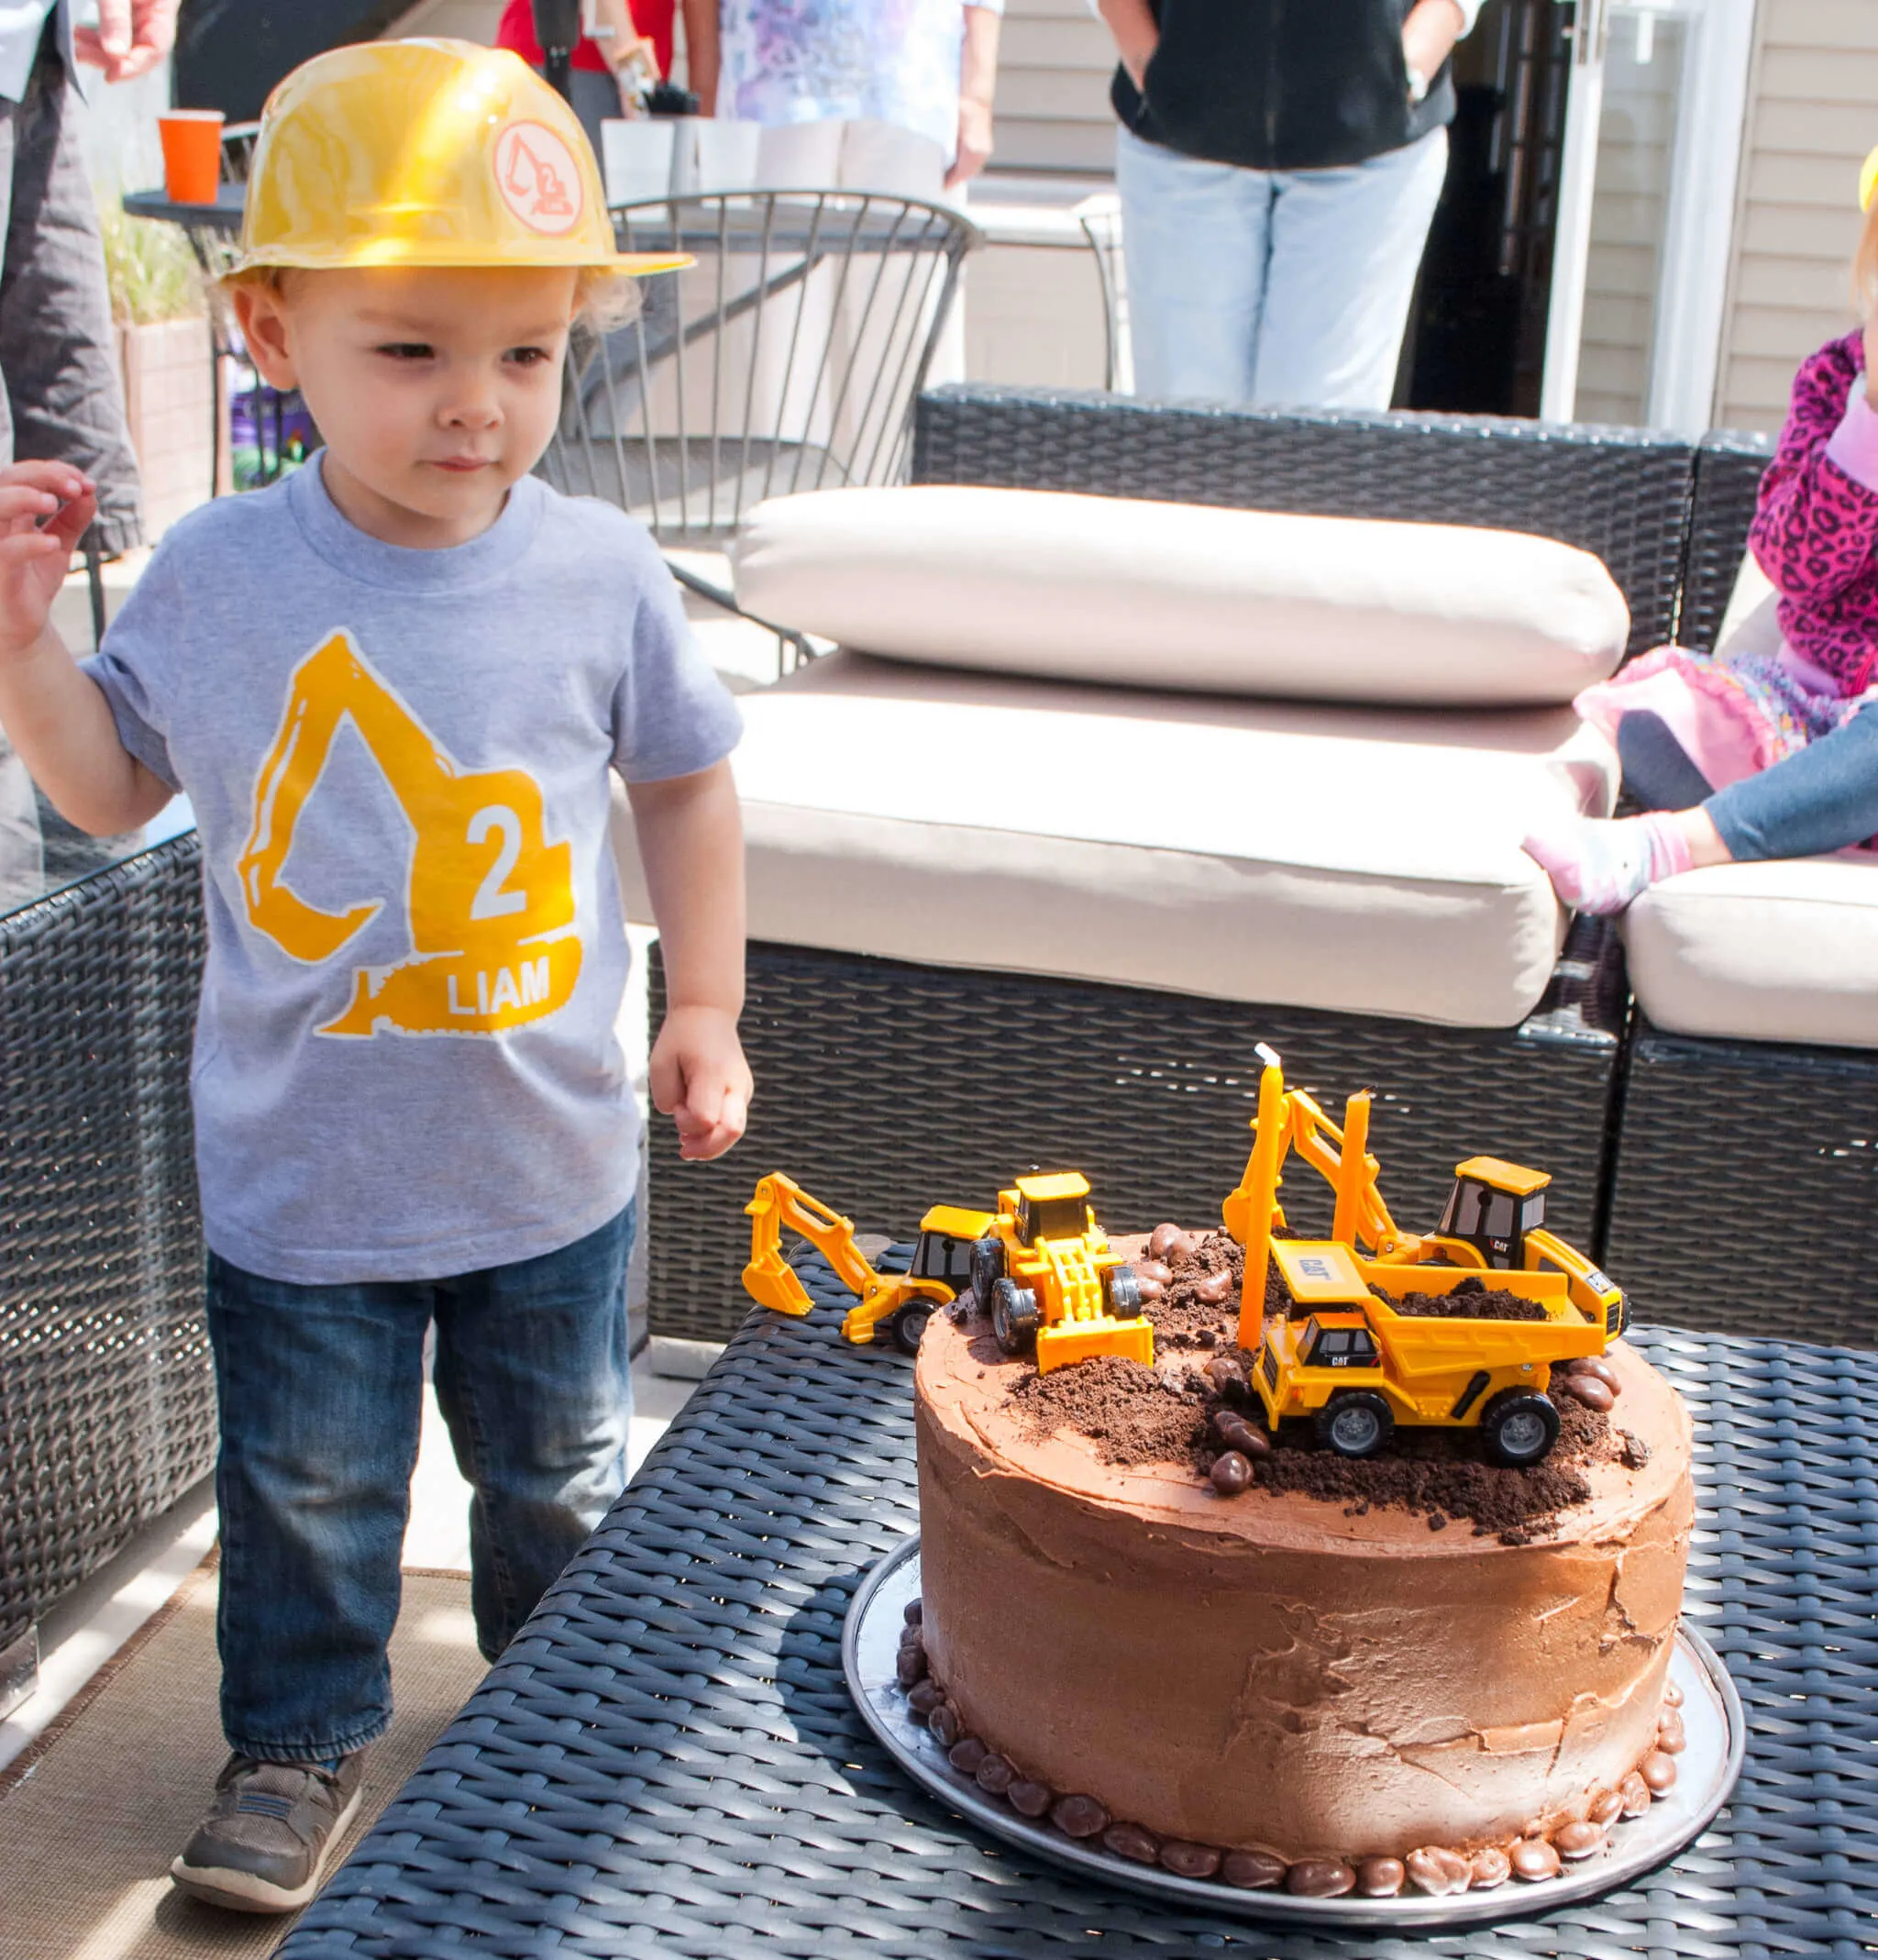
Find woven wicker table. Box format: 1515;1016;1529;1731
284;1257;1878;1959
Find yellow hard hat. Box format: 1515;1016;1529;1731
1861;144;1878;215
230;39;690;276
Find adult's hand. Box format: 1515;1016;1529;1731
1401;0;1466;90
1098;0;1159;93
73;0;179;84
947;95;993;189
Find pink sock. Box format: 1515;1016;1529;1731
1522;812;1693;915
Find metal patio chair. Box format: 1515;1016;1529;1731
544;188;977;582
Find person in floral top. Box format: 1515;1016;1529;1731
1524;147;1878;914
701;0;1002;191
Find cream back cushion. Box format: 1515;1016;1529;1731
730;486;1631;707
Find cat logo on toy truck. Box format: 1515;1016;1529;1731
1226;1048;1627;1467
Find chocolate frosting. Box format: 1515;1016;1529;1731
915;1311;1693;1861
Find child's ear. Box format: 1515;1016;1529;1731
231;281;299;390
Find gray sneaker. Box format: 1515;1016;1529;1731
169;1751;367;1913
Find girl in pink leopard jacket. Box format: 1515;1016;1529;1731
1526;149;1878;914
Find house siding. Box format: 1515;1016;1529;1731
993;0;1117;175
1714;0;1875;432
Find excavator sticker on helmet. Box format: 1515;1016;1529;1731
238;630;581;1038
493;121;584;236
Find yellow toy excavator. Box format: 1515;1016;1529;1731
238;631;580;1037
1221;1046;1625;1465
742;1173;991;1355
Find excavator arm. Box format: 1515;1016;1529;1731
743;1173;887;1315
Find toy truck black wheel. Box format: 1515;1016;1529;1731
1103;1266;1143;1316
1315;1390;1395;1459
1480;1390;1561;1467
887;1300;934;1356
991;1278;1041;1356
970;1236;1006;1308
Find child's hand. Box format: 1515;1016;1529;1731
0;461;94;661
650;1004;752;1161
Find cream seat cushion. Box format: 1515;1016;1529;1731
1624;856;1878;1048
728;485;1631;707
612;653;1619;1029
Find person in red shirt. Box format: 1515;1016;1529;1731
496;0;711;153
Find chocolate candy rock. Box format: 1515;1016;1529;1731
1510;1838;1563;1882
1557;1373;1616;1413
1102;1822;1160;1865
1194;1269;1235;1306
1050;1793;1110;1840
1147;1223;1191;1264
1355;1856;1406;1898
1553;1820;1607;1860
1285;1858;1356;1898
1405;1845;1472;1895
1158;1840;1222;1881
1469;1845;1512;1889
905;1679;943;1718
895;1644;928;1689
902;1599;922;1626
1640;1751;1679;1794
975;1753;1017;1796
1221;1849;1287;1890
1663;1678;1684;1709
1210;1450;1254;1497
927;1702;960;1748
1006;1778;1053;1819
1586;1788;1625;1828
1656;1707;1687;1754
1618;1771;1652;1817
947;1736;988;1777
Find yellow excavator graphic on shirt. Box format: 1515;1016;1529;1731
238;630;580;1038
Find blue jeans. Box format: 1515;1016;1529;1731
1115;124;1449;410
206;1203;635;1762
1618;705;1878;861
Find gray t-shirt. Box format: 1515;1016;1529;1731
84;460;741;1284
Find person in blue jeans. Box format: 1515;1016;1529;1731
0;42;749;1913
1096;0;1480;410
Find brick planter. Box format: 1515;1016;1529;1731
116;315;216;537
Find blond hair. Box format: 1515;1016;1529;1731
1858;194;1878;319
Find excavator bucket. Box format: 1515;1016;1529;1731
741;1246;815;1317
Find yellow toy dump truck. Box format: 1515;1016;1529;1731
742;1173;990;1355
971;1171;1153;1374
742;1169;1154;1372
1221;1048;1624;1466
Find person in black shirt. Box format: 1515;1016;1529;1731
1097;0;1476;410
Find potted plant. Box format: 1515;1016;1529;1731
99;206;216;537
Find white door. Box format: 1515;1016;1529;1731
1541;0;1757;431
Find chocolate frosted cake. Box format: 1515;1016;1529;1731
904;1231;1695;1897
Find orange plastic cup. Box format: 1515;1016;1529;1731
159;109;225;205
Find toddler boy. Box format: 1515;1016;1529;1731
0;40;748;1911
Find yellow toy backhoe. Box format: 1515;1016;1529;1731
742;1173;990;1355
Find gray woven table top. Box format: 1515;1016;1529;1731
283;1256;1878;1959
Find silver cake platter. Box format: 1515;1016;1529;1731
844;1534;1744;1931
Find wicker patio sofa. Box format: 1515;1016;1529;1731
636;385;1707;1345
0;836;214;1702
